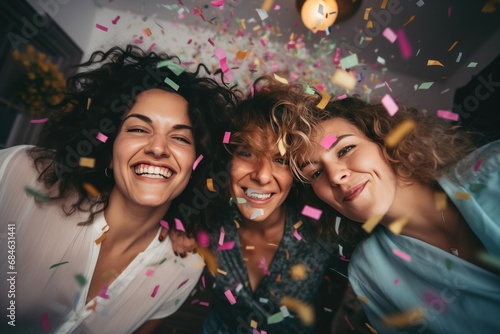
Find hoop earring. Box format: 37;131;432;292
104;168;111;178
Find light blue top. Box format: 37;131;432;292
348;140;500;334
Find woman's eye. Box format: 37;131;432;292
173;136;191;144
127;128;147;133
310;169;323;180
274;157;290;165
338;145;355;157
236;150;252;158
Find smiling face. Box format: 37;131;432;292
110;89;196;210
300;117;398;223
229;132;293;225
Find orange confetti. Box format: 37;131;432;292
235;51;248;60
280;296;314;326
79;157;95;168
447;41;458;52
316;91;331;110
206;178;216;192
290;264;308;280
83;182;100;197
384;119;416;147
381;0;388;9
95;233;106;244
427;60;444;67
144;28;152;36
455;192;471;200
388;216;409;235
434;192;447;210
382;308;426;327
362;214;383;233
403;15;415;26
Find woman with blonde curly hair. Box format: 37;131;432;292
294;96;500;333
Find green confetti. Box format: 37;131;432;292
445;258;452;270
340;53;359;70
49;261;69;269
467;62;478;68
236;197;247;204
74;274;87;287
469;183;487;192
163;77;179;91
175;298;181;306
159;257;167;264
418;82;434;90
24;186;51;202
477;251;500;272
156;60;184;76
267;311;284;324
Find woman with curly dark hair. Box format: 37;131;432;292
293;96;500;333
0;45;240;333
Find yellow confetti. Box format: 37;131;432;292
83;182;100;197
290;264;308;280
362;214;383;233
216;268;227;275
447;41;458;52
366;20;373;28
280;296;314;326
144;27;152;36
267;243;278;247
277;138;286;156
382;308;426;327
261;0;274;12
293;220;303;229
381;0;388;9
252;25;261;31
86;98;91;110
250;320;258;329
331;69;356;90
434;192;447;210
234;219;240;228
364;7;372;20
197;247;217;276
95;233;106;244
427;60;444;67
273;73;288;84
316;91;331;110
365;322;378;333
403;15;415;26
79;157;95;168
245;246;255;250
384;119;416;148
388;216;409;235
357;295;369;303
455;192;471;200
206;178;216;192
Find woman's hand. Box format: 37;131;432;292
169;229;197;257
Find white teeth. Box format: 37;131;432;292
134;164;172;179
245;188;272;200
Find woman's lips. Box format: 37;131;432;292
343;182;367;202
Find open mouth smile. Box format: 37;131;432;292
133;163;173;179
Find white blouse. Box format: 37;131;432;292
0;146;204;333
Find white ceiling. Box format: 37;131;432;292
94;0;500;82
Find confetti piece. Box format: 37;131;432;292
267;312;284;324
160;219;170;230
381;94;399;116
384;119;416;147
224;289;237;304
388;216;409;235
337;94;348;100
218;227;225;246
157;60;185;76
41;313;51;332
98;285;110;299
24;186;51;202
96;24;108;32
192;154;204;170
177;278;189;289
437;110;459;121
250;209;265;220
30;118;48;124
467;62;478;68
206;178;216;192
334;216;341;235
382;27;397;43
477;251;500;272
340;53;359;70
469;183;486;192
255;8;269;20
79;157;95;168
222;131;231;144
357;295;369;303
362;214;383;233
331;70;357;90
75;274;87;287
95;233;106;244
344;315;355;330
163;77;179;91
250;320;257;328
217;241;235;251
145;269;154;276
199;301;209;307
316;91;331;110
175;218;186;232
273;73;288;84
277;138;286;156
280;296;314;326
394;278;400;284
456;52;463;63
364;7;372;20
111;16;120;25
418;82;434;90
293;229;302;240
473;160;483;171
82;182;100;197
208;38;214;46
290;264;308;280
301;205;322;220
321;134;337;149
293;220;303;230
49;261;69;269
382;308;425;327
143;28;152;36
96;132;108;143
455;192;470;200
392;249;412;262
403;15;415;27
377;56;386;65
448;41;458;52
427;60;444;67
434;192;447;210
261;0;274;11
365;323;378;333
236;197;247;204
151;285;160;297
416;0;424;7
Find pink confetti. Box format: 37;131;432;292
301;205;322;220
112;16;120;25
382;27;397;43
41;313;51;332
448;7;452;18
202;275;206;288
217;241;235;251
95;23;108;32
224;289;237;305
344;315;355;330
192;154;204;170
258;257;270;275
260;39;267;47
381;94;399;116
223;131;231;144
473;160;483;171
393;249;412;262
98;285;110;299
211;0;224;7
293;229;302;240
384;81;393;92
218;226;225;245
208;38;215;46
187;39;192;44
394;278;400;285
30;118;48;124
96;132;108;143
177;278;189;289
437;110;459;121
147;43;157;52
320;134;337;149
196;231;210;247
175;218;186;232
151;284;160;297
160;219;170;230
397;29;412;60
337;94;347;100
199;301;210;306
145;269;154;276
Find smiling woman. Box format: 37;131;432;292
0;45;240;333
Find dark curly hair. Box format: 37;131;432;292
28;45;241;229
294;96;478;246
